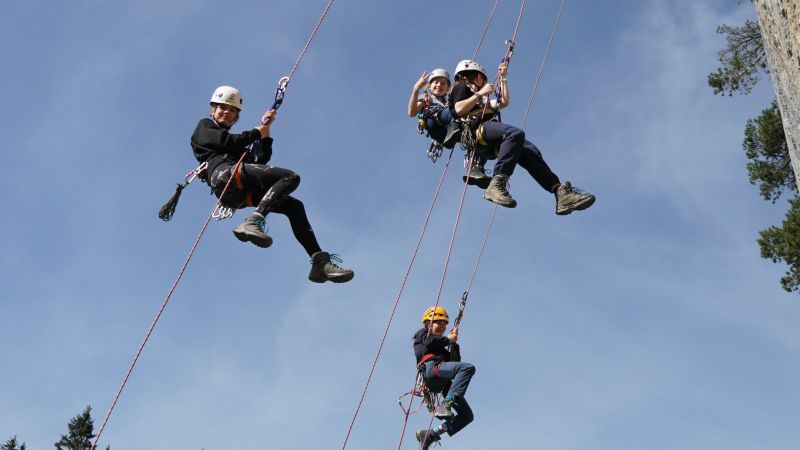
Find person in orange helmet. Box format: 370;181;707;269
412;306;476;450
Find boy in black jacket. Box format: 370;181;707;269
413;306;476;449
450;59;595;213
190;86;353;283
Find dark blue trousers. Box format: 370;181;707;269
479;121;560;192
423;361;476;436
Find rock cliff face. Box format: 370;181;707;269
754;0;800;190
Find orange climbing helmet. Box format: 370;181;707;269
421;306;449;324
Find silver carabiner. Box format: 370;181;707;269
185;161;208;185
212;205;236;221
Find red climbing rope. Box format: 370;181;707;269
286;0;337;84
92;2;340;447
465;204;498;295
454;0;567;326
398;1;568;448
341;3;520;445
340;149;455;450
91;151;249;450
510;0;528;45
473;0;502;60
393;130;478;450
430;153;475;315
522;0;565;128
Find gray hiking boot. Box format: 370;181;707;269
483;174;517;208
462;164;491;189
308;251;354;283
555;181;595;215
442;122;462;149
232;213;273;248
415;429;441;450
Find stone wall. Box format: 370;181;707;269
753;0;800;191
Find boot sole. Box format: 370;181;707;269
556;195;596;215
308;271;354;284
483;193;517;208
232;229;273;248
463;175;491;189
327;271;355;283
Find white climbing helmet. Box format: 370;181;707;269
209;85;243;111
454;60;487;81
427;68;451;86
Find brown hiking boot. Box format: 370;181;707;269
555;181;595;215
308;251;354;283
483;174;517;208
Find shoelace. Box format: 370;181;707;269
565;184;589;196
497;177;511;192
328;253;345;268
253;216;268;232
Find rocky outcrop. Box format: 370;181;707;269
754;0;800;190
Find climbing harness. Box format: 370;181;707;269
453;38;515;164
416;90;450;163
157;74;291;222
396;289;470;421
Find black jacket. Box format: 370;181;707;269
190;118;273;184
448;82;498;129
412;327;461;365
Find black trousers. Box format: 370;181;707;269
211;163;322;256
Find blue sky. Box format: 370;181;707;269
2;0;799;449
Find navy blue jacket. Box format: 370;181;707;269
412;327;461;365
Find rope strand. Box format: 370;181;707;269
91;152;250;450
473;0;502;60
286;0;336;84
93;1;341;445
521;0;565;128
341;149;455;450
402;3;568;449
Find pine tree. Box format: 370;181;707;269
2;436;26;450
743;100;796;201
710;5;799;294
759;197;800;292
54;406;109;450
708;19;768;96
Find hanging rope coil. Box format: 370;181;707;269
158;162;207;221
